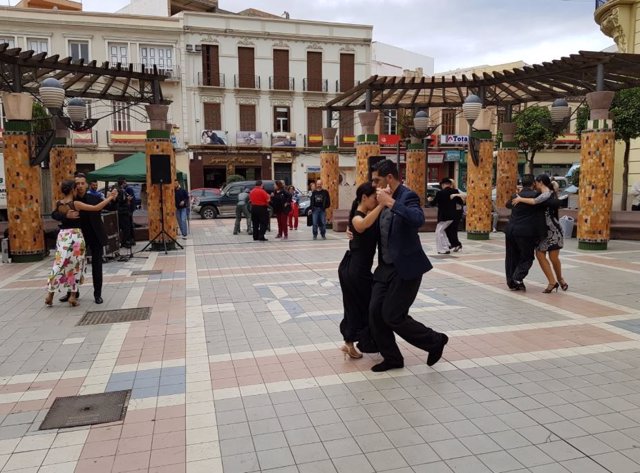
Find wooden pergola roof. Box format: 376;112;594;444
0;43;169;104
325;51;640;111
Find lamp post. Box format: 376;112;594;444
407;110;437;205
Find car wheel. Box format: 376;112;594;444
201;206;218;219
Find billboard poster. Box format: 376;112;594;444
201;130;227;145
236;131;263;146
272;132;296;147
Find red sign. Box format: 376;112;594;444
380;134;401;146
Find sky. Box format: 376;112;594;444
9;0;614;72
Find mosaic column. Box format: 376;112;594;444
406;143;426;205
145;105;178;251
355;112;380;186
49;122;76;203
495;123;518;208
577;91;616;250
321;127;339;223
466;131;494;240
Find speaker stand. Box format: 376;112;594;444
140;179;183;255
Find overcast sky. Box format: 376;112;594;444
10;0;614;71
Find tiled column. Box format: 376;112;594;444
466;131;494;240
145;105;178;251
578;91;616;250
321;127;339;222
50;135;77;204
355;111;380;187
406;143;426;205
495;123;518;208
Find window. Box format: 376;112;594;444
109;43;129;66
0;36;15;48
383;110;397;135
272;49;289;90
112;102;131;131
140;44;173;72
27;37;48;54
69;40;89;62
274;107;290;133
340;110;354;147
239;104;256;131
237;47;255;88
339;53;355;92
306;51;322;92
441;109;456;135
203;103;221;130
202;45;220;86
307;108;322;138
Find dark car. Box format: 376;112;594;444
190;187;221;206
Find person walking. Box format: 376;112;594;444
632;181;640;211
288;185;300;230
249;180;270;241
504;174;546;292
432;178;463;254
234;187;252;235
338;182;383;359
310;179;330;240
175;181;189;240
367;159;449;372
272;181;292;240
46;180;117;307
115;177;135;248
511;174;568;293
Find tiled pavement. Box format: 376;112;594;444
0;219;640;472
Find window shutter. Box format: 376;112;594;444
340;110;354;147
202;45;220;86
306;52;322;91
239;104;256;131
238;47;255;88
339;54;355;92
307;108;323;146
273;49;289;90
203;103;221;130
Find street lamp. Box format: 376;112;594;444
549;98;571;134
412;110;438;184
39;78;98;132
463;94;483;166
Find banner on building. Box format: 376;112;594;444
272;132;296;147
427;152;445;164
236;131;263;146
201;130;227;145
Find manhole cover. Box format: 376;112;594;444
77;307;151;326
39;390;131;430
131;270;162;276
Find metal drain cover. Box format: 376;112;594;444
77;307;151;326
131;270;162;276
39;390;131;430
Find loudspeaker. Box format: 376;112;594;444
150;154;172;184
367;155;386;181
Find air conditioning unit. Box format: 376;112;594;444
195;44;202;52
186;44;194;52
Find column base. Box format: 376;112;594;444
150;241;177;252
11;251;48;263
467;232;490;241
578;240;608;251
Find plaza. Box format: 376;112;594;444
0;220;639;472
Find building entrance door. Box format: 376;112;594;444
204;166;226;188
274;163;292;185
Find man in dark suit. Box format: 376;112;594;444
368;159;449;372
505;174;545;291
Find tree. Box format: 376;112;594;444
575;104;590;138
610;87;640;210
514;105;560;174
226;174;245;184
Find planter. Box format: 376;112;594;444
321;127;337;146
358;112;378;135
586;91;615;120
145;104;169;130
2;93;34;121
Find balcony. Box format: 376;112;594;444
197;72;226;87
303;78;328;92
269;76;295;91
107;130;147;146
234;74;261;89
335;80;361;93
71;130;98;146
120;63;180;81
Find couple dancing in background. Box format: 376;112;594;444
338;159;448;372
505;174;568;293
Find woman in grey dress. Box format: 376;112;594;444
512;174;568;293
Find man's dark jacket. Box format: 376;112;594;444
505;188;545;240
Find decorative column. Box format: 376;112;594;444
406;140;426;206
2;92;46;262
49;118;76;203
145;105;178;250
578;91;616;250
466;129;494;240
320;128;339;223
495;122;518;208
355;112;380;186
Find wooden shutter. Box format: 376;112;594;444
202;45;220;86
306;51;322;91
239;104;256;131
340;110;354;147
203;103;221;130
339;53;355;92
238;47;255;88
307;108;323;146
273;49;289;90
441;109;456;135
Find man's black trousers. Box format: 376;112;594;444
505;232;536;287
251;206;269;240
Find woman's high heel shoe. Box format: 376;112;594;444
559;280;568;291
68;293;78;307
543;283;559;293
340;344;363;360
45;292;54;306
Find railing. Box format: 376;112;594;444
107;130;147;145
595;0;609;9
335;80;360;93
234;74;261;89
114;63;180;80
71;130;98;146
269;76;295;91
197;72;225;87
303;78;328;92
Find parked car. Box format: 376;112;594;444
190;187;221;206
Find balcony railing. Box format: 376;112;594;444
269;76;295;91
107;130;147;145
197;72;225;87
114;63;180;80
303;78;328;92
234;74;261;89
335;80;361;93
71;130;98;146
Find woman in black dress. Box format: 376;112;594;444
338;182;383;359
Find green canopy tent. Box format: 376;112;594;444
87;152;187;184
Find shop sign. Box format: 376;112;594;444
307;166;321;172
380;134;401;146
444;150;461;162
201;130;227;145
272;132;296;147
427;152;445;164
440;134;469;145
236;131;263;146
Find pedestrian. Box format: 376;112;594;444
310;179;330;240
288;185;300;230
46;180;117;307
175;181;189;239
432;178;460;254
504;174;546;291
87;180;104;201
338;182;383;359
115;177;135;248
445;179;465;253
234;187;252;235
632;181;640;211
511;174;568;293
368;159;449;372
249;180;270;241
272;181;292;240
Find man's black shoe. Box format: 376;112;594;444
371;361;404;372
59;291;79;303
259;238;268;241
513;281;526;292
94;296;104;304
427;334;449;367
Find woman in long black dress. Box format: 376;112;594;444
338;182;383;359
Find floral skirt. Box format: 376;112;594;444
47;228;86;293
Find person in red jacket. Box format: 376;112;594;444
249;181;270;241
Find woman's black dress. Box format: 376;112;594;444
338;211;378;346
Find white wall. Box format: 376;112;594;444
372;41;434;76
117;0;169;16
